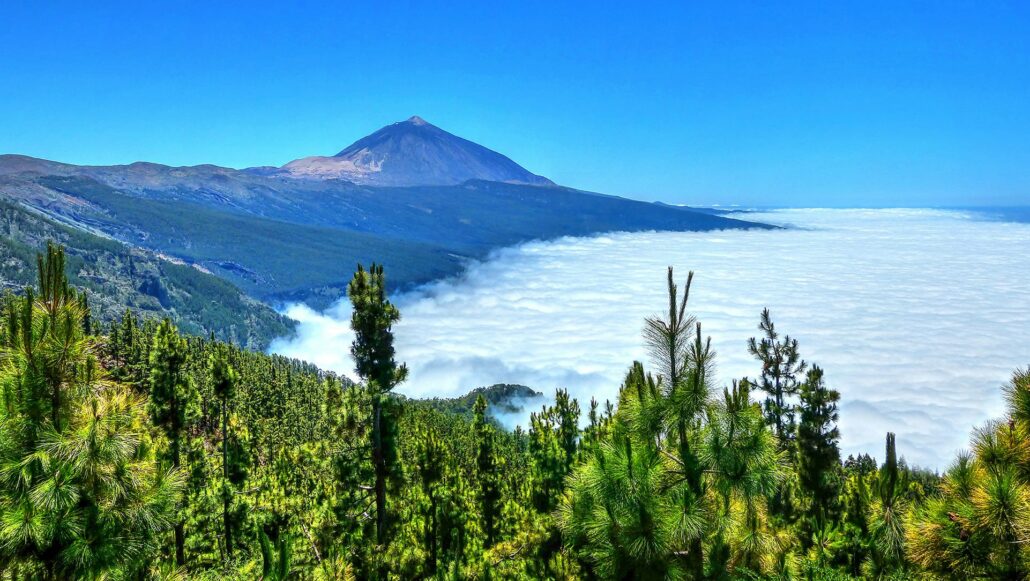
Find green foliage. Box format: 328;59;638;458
0;199;293;349
796;366;843;535
868;432;909;576
747;307;807;448
16;248;1030;580
529;388;580;513
906;369;1030;579
415;383;544;423
150;318;193;468
149;317;195;565
559;269;785;580
643;267;696;390
0;244;181;578
348;262;407;549
473;395;503;548
348;263;407;395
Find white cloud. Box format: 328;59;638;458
270;209;1030;469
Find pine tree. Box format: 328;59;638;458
348;263;408;547
0;244;180;577
648;268;710;579
581;397;602;455
868;432;907;576
210;346;239;560
80;292;92;335
704;380;783;575
840;471;871;576
747;308;807;448
473;395;502;548
559;361;701;579
34;242;82;432
560;269;786;580
149;318;194;565
529;388;580;513
796;365;842;537
644;267;696;391
414;424;444;575
908;370;1030;578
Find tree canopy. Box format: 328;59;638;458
1;245;1022;580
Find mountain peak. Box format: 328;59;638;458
279;118;553;187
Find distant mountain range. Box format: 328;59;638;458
0;117;770;347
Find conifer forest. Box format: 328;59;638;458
3;244;1029;580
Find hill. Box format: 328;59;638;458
413;383;545;423
0;200;292;348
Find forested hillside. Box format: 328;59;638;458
0;167;763;307
0;203;292;348
2;246;1026;579
413;384;544;421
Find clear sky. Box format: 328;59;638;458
2;1;1028;207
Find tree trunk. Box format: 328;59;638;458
175;521;185;567
688;538;704;580
372;397;387;545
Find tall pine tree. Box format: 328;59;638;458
210;346;240;561
472;395;502;548
348;263;408;547
796;365;842;541
149;318;194;565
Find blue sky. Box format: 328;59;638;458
1;1;1028;207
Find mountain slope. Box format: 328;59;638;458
19;175;467;305
1;171;767;307
0;117;773;318
278;116;553;186
0;200;293;348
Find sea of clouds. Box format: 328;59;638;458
270;208;1030;469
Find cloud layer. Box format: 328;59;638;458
270;209;1030;469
